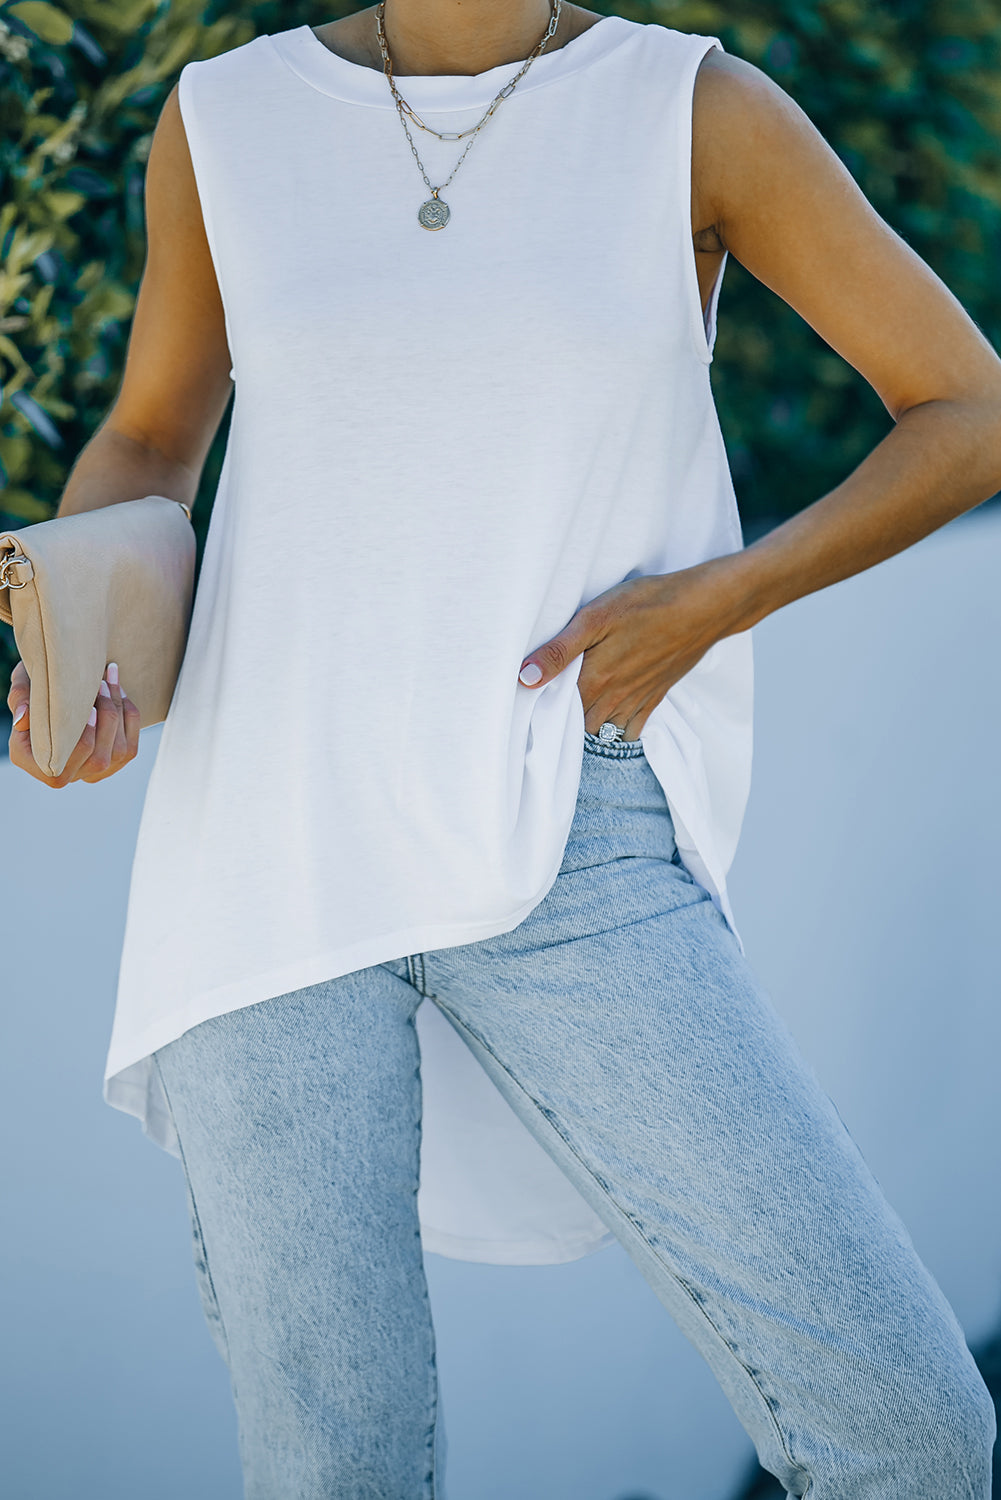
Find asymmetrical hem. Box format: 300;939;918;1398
104;15;754;1266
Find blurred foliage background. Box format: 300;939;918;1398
1;0;1001;717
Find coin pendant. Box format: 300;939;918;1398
418;197;451;230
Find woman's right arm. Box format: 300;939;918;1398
8;81;233;786
58;79;234;519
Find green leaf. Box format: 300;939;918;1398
0;487;51;522
39;190;86;221
6;1;74;45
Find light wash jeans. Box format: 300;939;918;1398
153;730;995;1499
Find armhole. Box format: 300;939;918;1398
703;249;728;357
679;36;726;366
177;62;237;384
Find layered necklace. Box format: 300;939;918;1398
375;0;564;229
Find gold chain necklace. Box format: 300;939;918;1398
375;0;563;230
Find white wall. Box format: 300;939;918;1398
728;502;1001;1349
2;504;998;1500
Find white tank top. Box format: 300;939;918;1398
105;14;754;1265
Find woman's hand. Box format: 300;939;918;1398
8;659;141;787
518;559;744;740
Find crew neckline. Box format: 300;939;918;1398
267;14;638;111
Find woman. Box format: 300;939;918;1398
9;1;1001;1494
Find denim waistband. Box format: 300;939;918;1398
582;728;646;759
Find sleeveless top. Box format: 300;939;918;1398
103;14;755;1265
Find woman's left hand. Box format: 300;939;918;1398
517;559;741;740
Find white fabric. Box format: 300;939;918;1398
104;15;754;1265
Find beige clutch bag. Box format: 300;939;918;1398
0;495;196;777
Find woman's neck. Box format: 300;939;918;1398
311;0;606;78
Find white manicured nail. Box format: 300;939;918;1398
107;662;119;686
99;679;111;698
87;707;97;727
519;662;543;686
12;702;26;725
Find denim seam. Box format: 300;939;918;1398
415;952;429;997
558;853;685;877
151;1051;235;1374
410;1013;439;1499
427;995;811;1494
525;886;707;956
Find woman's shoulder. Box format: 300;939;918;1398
179;29;275;87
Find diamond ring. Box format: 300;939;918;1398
597;721;626;743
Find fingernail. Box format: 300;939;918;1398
106;662;119;686
120;687;128;700
519;662;543;686
12;702;26;725
99;679;111;698
87;707;97;727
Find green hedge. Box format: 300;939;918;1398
2;0;1000;725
